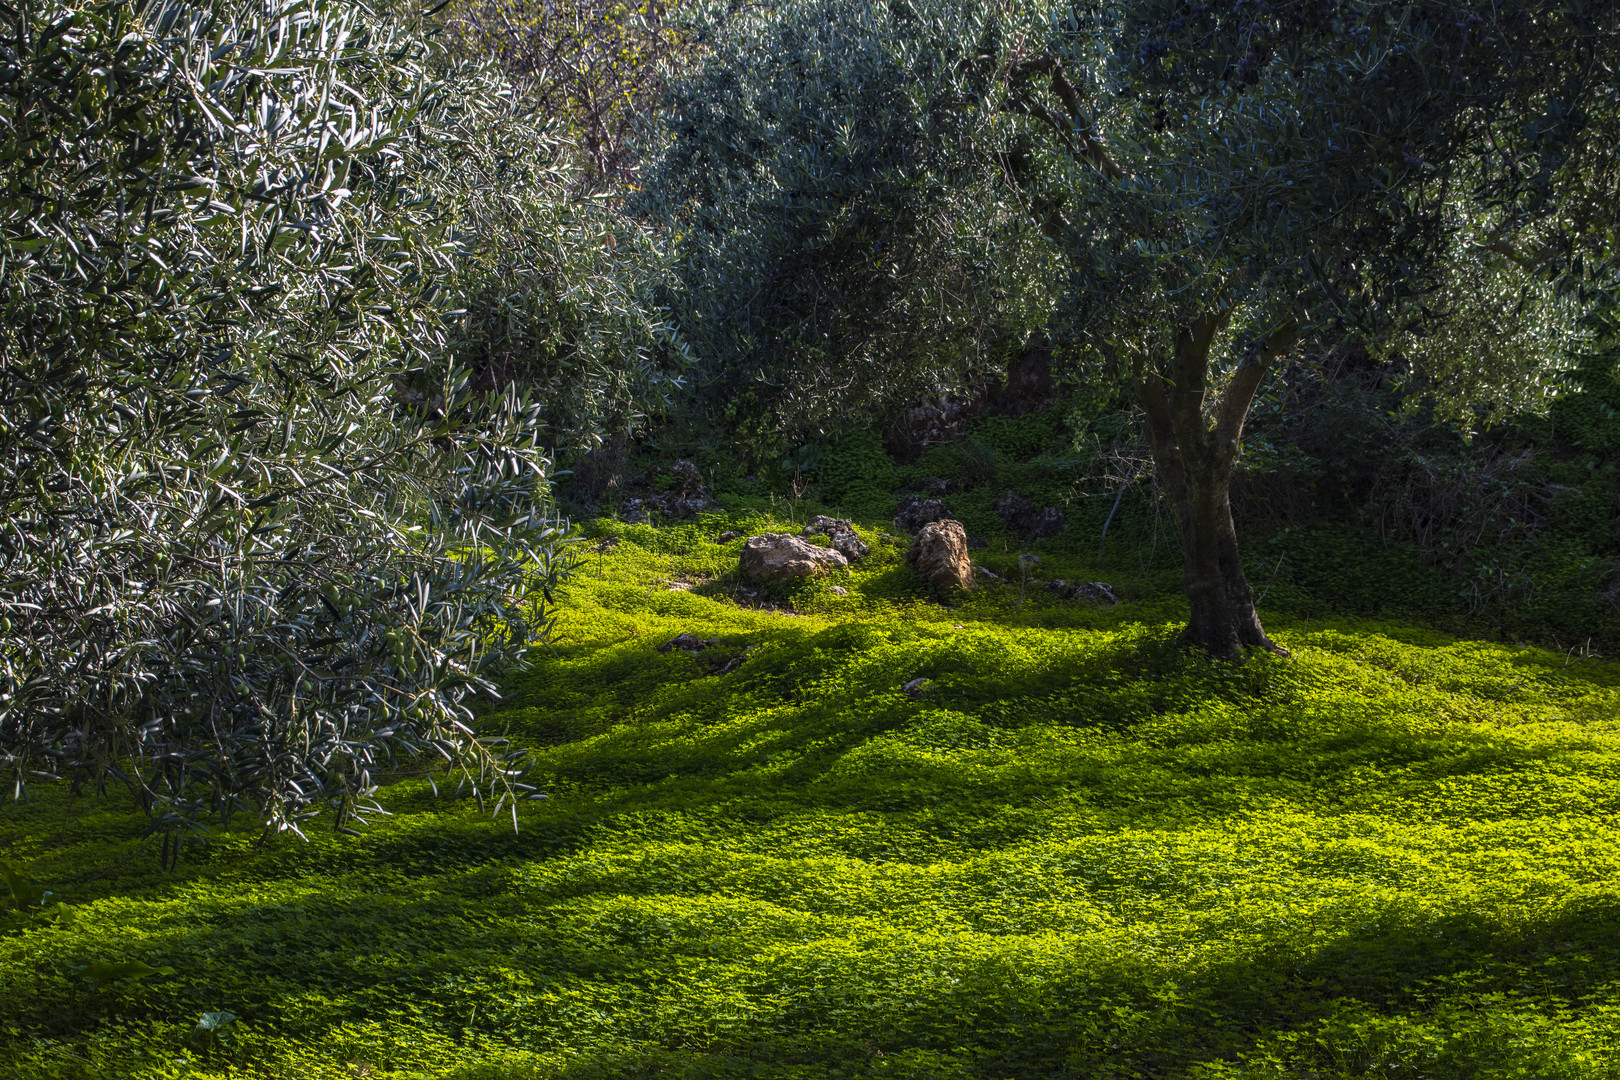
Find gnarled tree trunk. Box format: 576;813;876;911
1135;315;1297;659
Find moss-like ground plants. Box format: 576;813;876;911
3;513;1619;1079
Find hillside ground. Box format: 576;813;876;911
4;500;1620;1079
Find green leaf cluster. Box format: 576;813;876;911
0;0;599;846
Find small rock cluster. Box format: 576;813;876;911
658;633;719;653
802;515;870;562
657;633;749;674
1044;580;1119;604
893;495;953;534
887;396;976;454
994;489;1066;541
623;460;715;522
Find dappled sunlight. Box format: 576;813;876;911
5;520;1620;1077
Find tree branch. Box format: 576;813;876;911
1134;368;1178;470
1471;237;1551;270
1166;310;1231;454
1211;322;1298;454
1007;55;1126;181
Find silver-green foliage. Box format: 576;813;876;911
0;0;584;851
639;0;1054;445
448;158;685;453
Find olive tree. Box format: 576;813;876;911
999;0;1619;656
446;161;685;452
0;0;637;857
637;0;1054;449
642;0;1617;651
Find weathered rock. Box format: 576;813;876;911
829;585;849;596
716;530;742;542
995;489;1066;540
906;519;976;591
831;533;869;562
902;677;932;698
893;495;953;534
714;650;749;675
663;459;713;513
885;396;976;459
740;534;849;581
974;564;1000;582
658;633;719;653
1077;582;1118;604
802;515;870;562
1044;580;1118;604
1029;508;1066;539
997;490;1034;522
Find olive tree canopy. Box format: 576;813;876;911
0;0;658;857
637;0;1055;450
635;0;1618;655
443;0;684;188
999;0;1620;656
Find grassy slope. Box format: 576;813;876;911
3;512;1620;1079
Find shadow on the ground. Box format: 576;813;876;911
8;616;1619;1078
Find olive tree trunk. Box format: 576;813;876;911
1134;315;1297;659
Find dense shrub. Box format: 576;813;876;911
443;153;685;452
0;0;625;848
443;0;684;188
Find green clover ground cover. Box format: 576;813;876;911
3;515;1620;1079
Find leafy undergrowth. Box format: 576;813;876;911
4;513;1620;1079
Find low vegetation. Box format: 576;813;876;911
4;502;1619;1078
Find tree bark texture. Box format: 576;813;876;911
1135;316;1296;659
